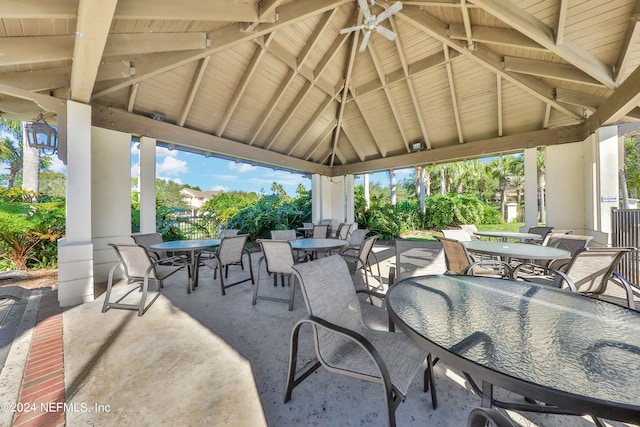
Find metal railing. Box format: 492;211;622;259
174;216;219;240
612;208;640;286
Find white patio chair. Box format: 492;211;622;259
285;255;437;427
270;229;297;240
253;239;297;310
441;229;473;241
103;243;188;316
312;224;330;238
200;234;254;296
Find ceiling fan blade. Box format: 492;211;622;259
376;1;403;22
357;0;372;19
340;24;364;34
359;30;371;52
376;25;397;41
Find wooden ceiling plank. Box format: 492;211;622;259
614;1;640;83
350;89;386;156
448;24;545;51
443;44;464;143
367;38;407;154
297;9;339;68
217;40;269;136
332;124;585;175
177;56;210;126
402;0;478;7
556;0;568;45
0;68;70;91
127;83;139;113
314;33;350;80
0;0;77;19
303;121;336;160
248;69;297;145
503;56;604;87
286;96;334;155
0;36;74;66
97;61;135;81
398;6;582;119
340;124;366;162
104;33;209;56
70;0;118;103
265;81;314;150
92;106;331;175
390;15;432;149
472;0;615;89
585;63;640;134
92;0;351;99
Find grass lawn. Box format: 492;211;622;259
400;222;526;241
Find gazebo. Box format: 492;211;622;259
0;0;639;306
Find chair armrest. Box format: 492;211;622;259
298;315;394;388
356;288;386;301
512;263;577;291
466;259;512;278
467;408;514;427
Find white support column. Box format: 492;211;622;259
344;174;355;224
139;136;157;233
595;126;620;242
58;101;94;307
91;127;132;284
311;174;353;228
546;142;586;234
523;148;538;229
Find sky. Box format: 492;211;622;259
128;144;414;195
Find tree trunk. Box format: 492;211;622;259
364;173;370;211
419;167;426;215
390;169;396;206
22;125;40;195
538;174;546;223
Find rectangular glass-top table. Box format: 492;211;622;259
386;275;640;424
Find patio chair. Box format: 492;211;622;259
270;229;297;240
441;229;473;241
131;232;169;261
102;244;188;316
388;239;446;286
338;228;369;254
436;236;512;278
513;247;635;309
253;239;298;310
525;226;554;244
459;224;481;240
341;235;382;291
467;408;514;427
218;228;239;238
200;234;254;296
540;234;593;269
334;222;353;240
312;224;330;238
285;255;437;427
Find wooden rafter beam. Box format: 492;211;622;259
177;57;210;126
127;83;139;113
303;121;336;160
503;56;604;87
556;0;569;45
286;96;335;155
349;89;386;157
297;9;339;68
339;124;366;162
332;124;585;176
471;0;615;89
389;15;432;150
555;87;606;111
265;81;314;150
92;0;351;99
0;64;132;92
448;24;545;51
443;44;464;143
245;0;284;31
584;62;640;135
70;0;118;103
497;75;503;137
460;0;474;49
92;106;331;175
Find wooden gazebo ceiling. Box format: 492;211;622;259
2;0;640;176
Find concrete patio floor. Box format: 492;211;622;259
0;241;639;426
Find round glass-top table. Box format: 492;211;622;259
290;238;347;259
464;240;569;261
386;275;640;423
473;231;542;241
150;239;220;292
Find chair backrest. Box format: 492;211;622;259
312;224;330;238
559;247;630;294
219;229;239;238
355;235;378;267
131;232;163;249
436;236;473;275
334;223;352;240
527;226;554;241
347;228;368;247
441;229;472;241
303;222;313;228
459;224;479;238
258;239;296;275
292;255;364;338
537;234;593;267
217;234;249;266
110;243;157;280
271;229;297;240
394;240;446;282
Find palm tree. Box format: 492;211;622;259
489;156;514;219
0;137;22;188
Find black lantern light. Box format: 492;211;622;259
25;113;58;155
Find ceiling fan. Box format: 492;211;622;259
340;0;403;52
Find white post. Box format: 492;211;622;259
57;101;94;307
523;148;538;229
139;137;157;233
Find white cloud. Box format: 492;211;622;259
49;156;66;173
157;175;182;185
131;163;139;178
131;144;139;155
228;161;257;173
157;156;188;176
209;184;228;191
156;146;178;158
